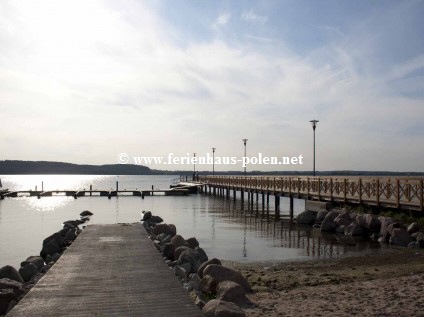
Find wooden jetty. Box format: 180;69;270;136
199;176;424;217
7;224;203;317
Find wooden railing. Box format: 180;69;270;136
198;176;424;211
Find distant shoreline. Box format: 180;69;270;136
0;160;423;176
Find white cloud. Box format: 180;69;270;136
213;13;231;28
241;10;267;25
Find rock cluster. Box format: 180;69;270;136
0;210;91;315
142;211;251;317
296;208;424;248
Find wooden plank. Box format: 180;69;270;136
8;224;203;317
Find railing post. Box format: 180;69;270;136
307;177;310;199
359;178;362;204
330;178;333;201
297;177;300;198
289;177;292;195
396;179;400;208
318;178;321;200
376;178;380;207
344;179;347;202
420;180;423;212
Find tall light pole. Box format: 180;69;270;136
309;120;319;176
193;152;196;181
212;147;216;175
242;139;248;176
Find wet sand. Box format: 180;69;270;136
229;249;424;316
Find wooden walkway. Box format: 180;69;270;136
199;175;424;211
8;224;203;317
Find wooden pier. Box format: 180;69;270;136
199;176;424;216
7;224;203;317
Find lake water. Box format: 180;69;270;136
0;175;388;269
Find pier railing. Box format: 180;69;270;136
198;176;424;211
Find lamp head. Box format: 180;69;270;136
309;120;319;129
242;138;248;145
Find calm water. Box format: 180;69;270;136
0;175;387;268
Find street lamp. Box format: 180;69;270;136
309;120;319;176
193;152;196;181
212;147;216;175
242;139;248;176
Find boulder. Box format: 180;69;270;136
389;228;412;246
407;222;419;234
80;210;93;217
203;264;251;292
178;249;201;273
52;253;61;262
0;288;16;315
199;275;218;293
0;266;24;283
198;258;222;278
156;233;167;241
190;273;202;290
161;235;172;245
334;216;352;227
296;210;316;225
363;214;381;234
152;224;176;237
195;296;206;310
0;279;24;297
63;220;82;228
187;237;199;249
43;231;66;248
149;215;163;223
336;225;346;233
162;243;176;261
40;239;61;259
45;255;54;264
315;211;329;225
408;241;420;249
217;281;248;305
202;299;246;317
171;235;189;248
320;211;339;232
174;246;190;261
174;264;190;280
183;282;194;292
379;216;394;238
21;256;44;270
194;247;208;263
168;224;177;236
142;211;152;221
387;222;407;236
344;222;367;236
19;263;38;282
64;230;77;243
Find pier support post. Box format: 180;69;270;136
90;185;92;196
267;192;270;205
233;189;236;201
289;195;294;220
116;181;119;192
275;195;280;220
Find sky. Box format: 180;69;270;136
0;0;423;172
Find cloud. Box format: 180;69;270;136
213;13;231;28
241;10;267;25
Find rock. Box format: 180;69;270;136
21;256;44;270
0;279;24;297
142;211;152;221
64;230;77;243
0;288;16;315
203;264;251;292
174;264;190;281
378;216;394;241
296;210;316;225
161;235;172;245
171;235;190;248
149;215;163;223
156;233;167;241
6;299;17;314
143;221;153;233
29;272;44;284
178;249;202;273
202;299;246;317
43;231;66;248
52;253;61;262
18;263;38;282
190;273;202;290
174;246;190;261
336;225;346;233
0;266;24;283
195;296;206;309
187;237;200;249
387;222;407;236
63;220;82;228
194;247;208;264
199;275;218;293
389;228;412;246
40;239;61;259
370;233;380;240
408;241;420;249
168;224;177;236
344;222;367;236
80;210;93;217
152;224;176;237
162;243;176;261
334;215;352;227
154;240;161;250
315;211;329;225
198;258;222;278
320;211;339;232
45;255;54;264
183;282;194;292
363;214;381;233
217;281;248;305
40;263;53;273
407;222;419;234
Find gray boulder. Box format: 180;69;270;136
296;210;316;225
174;265;190;281
162;243;176;261
363;214;381;234
171;235;189;248
174;246;190;261
203;264;251;292
0;266;23;283
315;211;329;225
344;222;367;236
408;241;420;249
52;253;61;262
142;211;152;221
334;215;352;227
19;263;38;282
190;273;202;290
21;256;44;270
43;231;66;248
0;288;16;315
168;224;177;236
187;237;200;249
407;222;419;234
152;224;176;237
198;258;222;278
389;228;412;246
320;211;340;232
149;215;163;223
178;249;202;273
199;275;218;293
379;216;394;238
217;281;248;305
0;278;24;297
64;230;77;243
194;247;208;263
40;239;61;259
80;210;93;217
202;299;246;317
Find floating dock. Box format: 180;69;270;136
7;224;203;317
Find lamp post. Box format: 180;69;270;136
309;120;319;176
193;153;196;181
212;147;216;175
242;139;248;176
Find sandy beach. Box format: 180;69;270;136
229;249;424;316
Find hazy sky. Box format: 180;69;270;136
1;0;423;172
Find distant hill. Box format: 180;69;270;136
0;160;159;175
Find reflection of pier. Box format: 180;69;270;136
0;189;189;200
